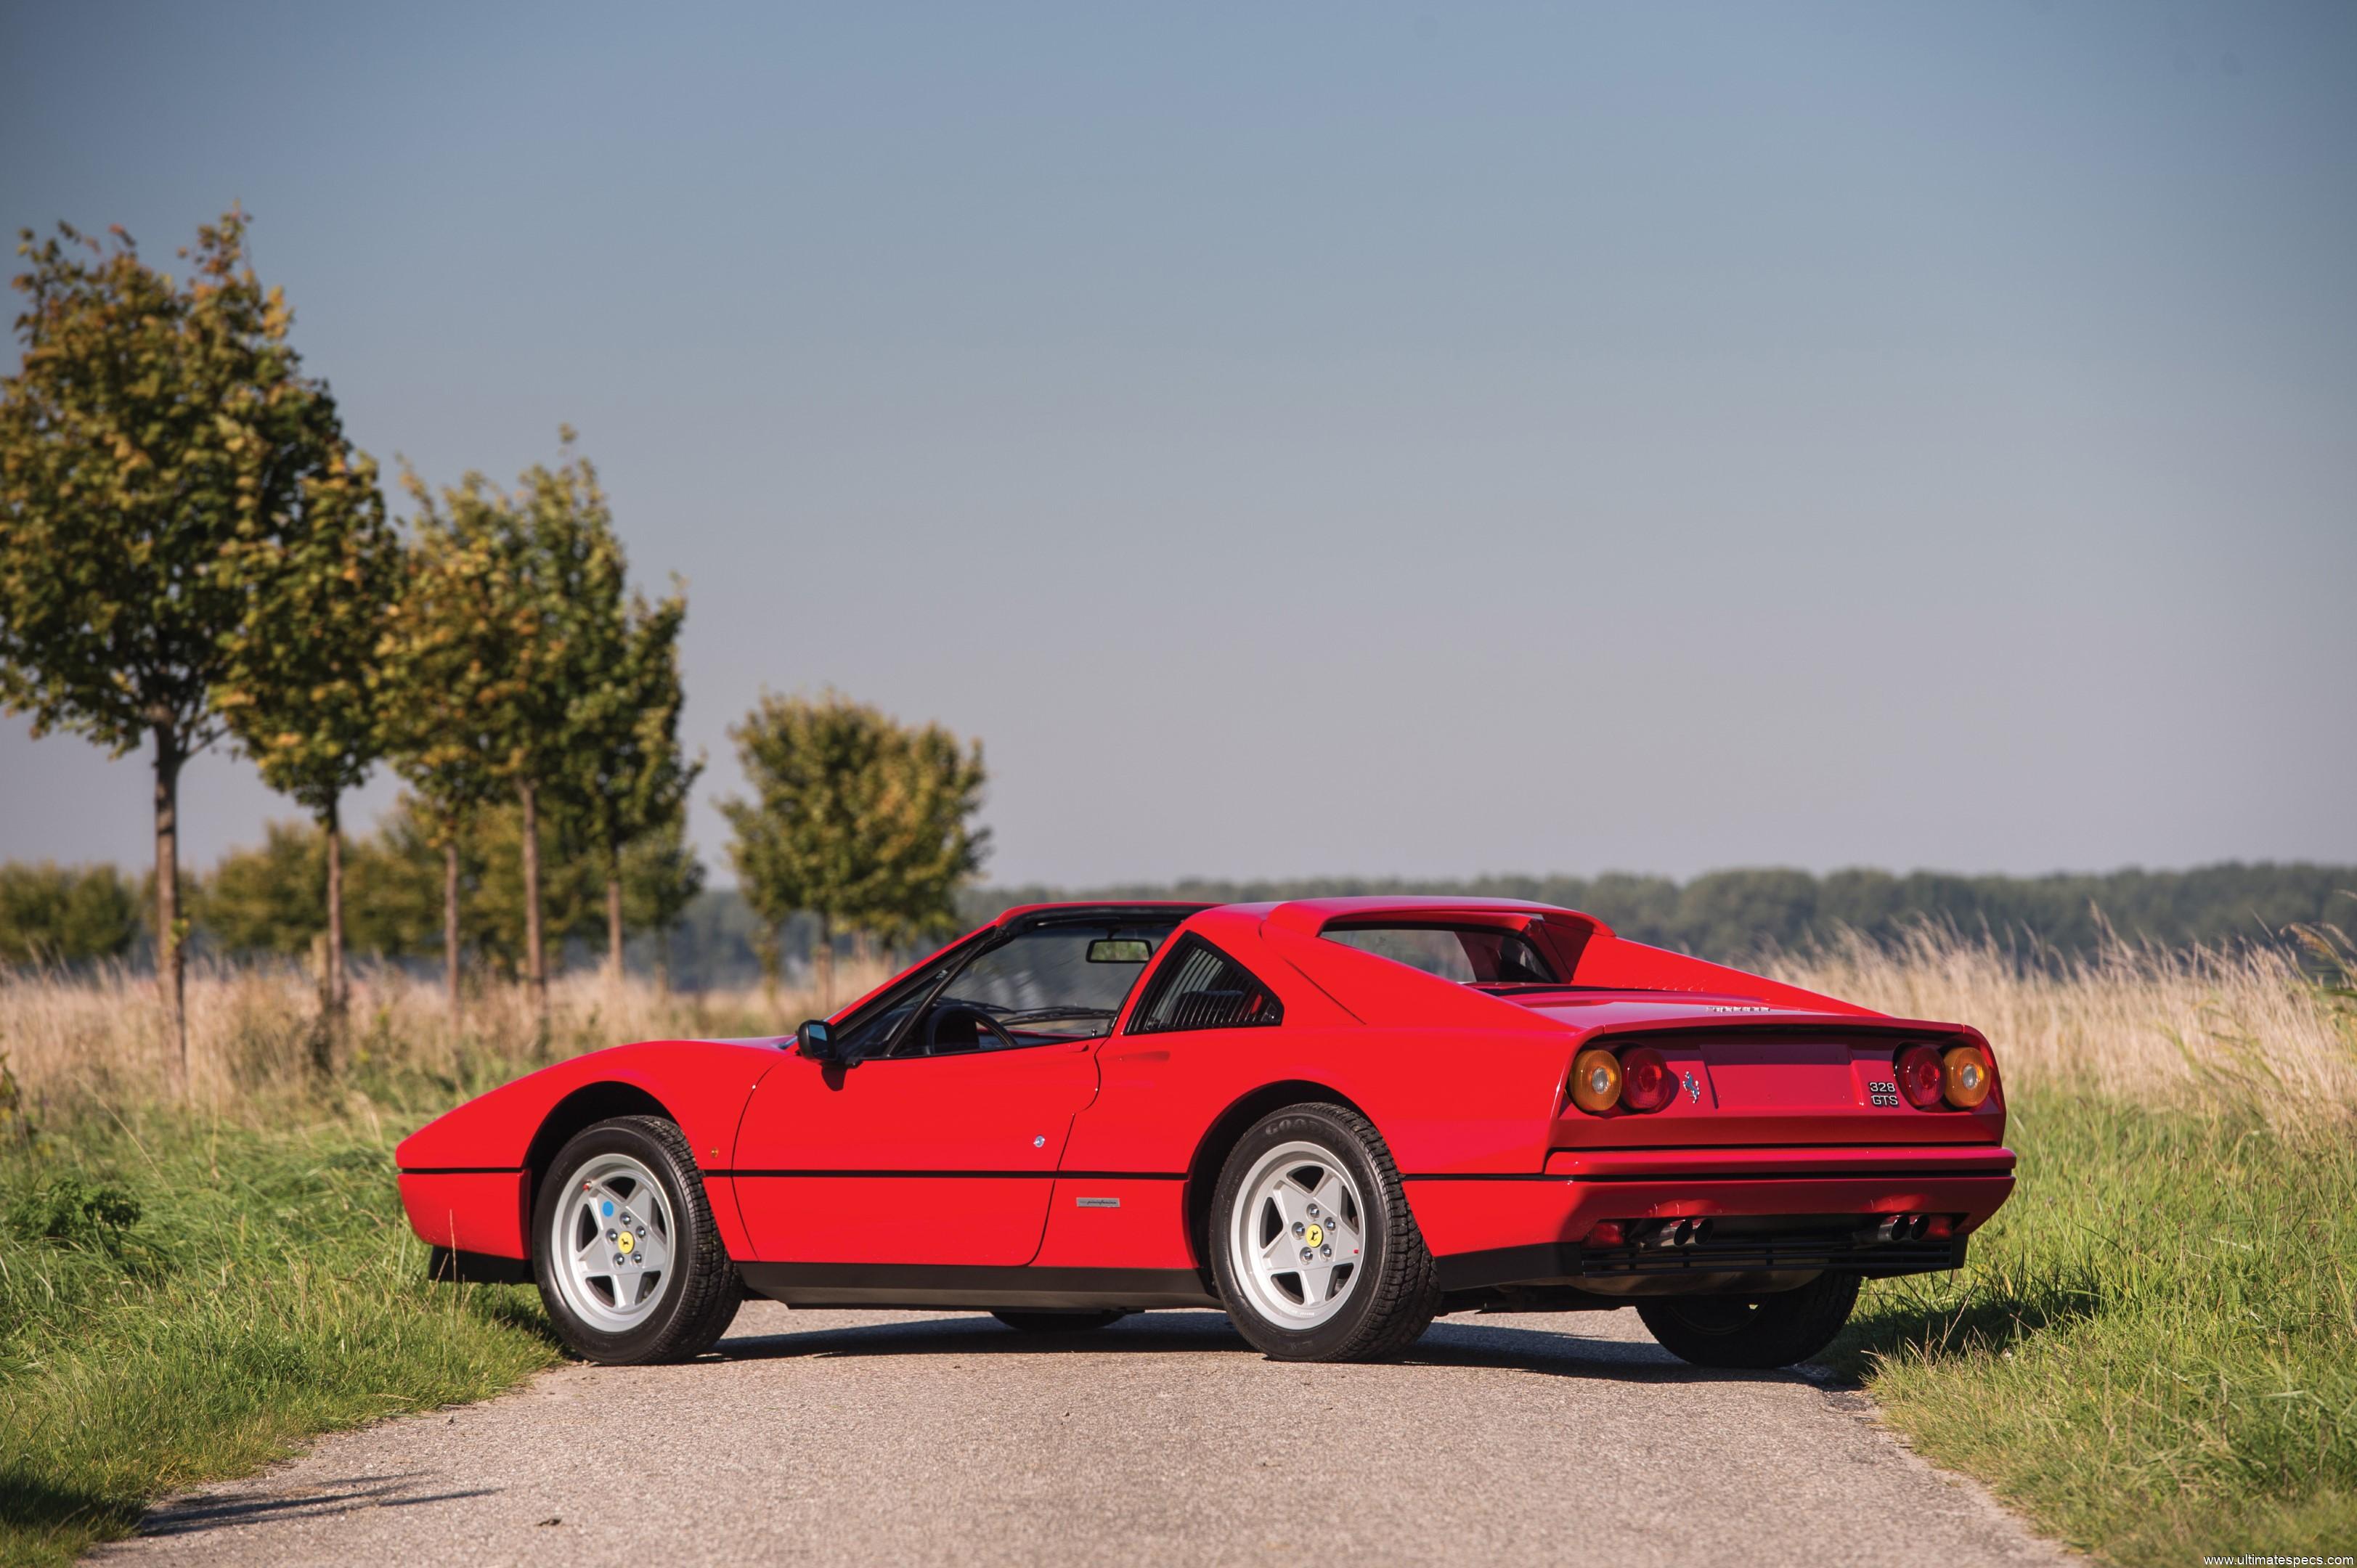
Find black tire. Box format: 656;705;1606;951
1635;1273;1860;1369
531;1115;741;1365
1207;1103;1440;1363
991;1310;1128;1334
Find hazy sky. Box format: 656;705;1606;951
3;2;2352;888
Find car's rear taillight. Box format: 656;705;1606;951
1894;1044;1946;1109
1942;1045;1993;1108
1620;1047;1677;1113
1570;1048;1622;1114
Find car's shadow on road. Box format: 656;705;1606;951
704;1308;1810;1387
126;1475;502;1540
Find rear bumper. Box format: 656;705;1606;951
1406;1143;2014;1294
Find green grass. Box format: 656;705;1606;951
0;1094;562;1568
1835;1088;2357;1564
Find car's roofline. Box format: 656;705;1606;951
994;894;1610;926
989;900;1215;929
1258;894;1616;939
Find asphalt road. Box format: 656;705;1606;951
93;1302;2063;1567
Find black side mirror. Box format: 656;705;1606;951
795;1018;857;1066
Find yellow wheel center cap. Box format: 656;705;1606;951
1303;1222;1324;1248
617;1232;635;1254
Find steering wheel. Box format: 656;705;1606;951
925;1003;1021;1054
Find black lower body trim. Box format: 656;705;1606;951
738;1262;1217;1312
427;1245;534;1285
709;1169;1185;1181
1436;1236;1969;1294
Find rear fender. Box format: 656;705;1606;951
1571;935;1877;1015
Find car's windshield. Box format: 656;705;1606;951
829;916;1187;1061
925;919;1181;1047
1322;924;1560;985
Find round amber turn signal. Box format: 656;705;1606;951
1570;1048;1623;1114
1942;1045;1992;1108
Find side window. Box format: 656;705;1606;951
1128;936;1285;1034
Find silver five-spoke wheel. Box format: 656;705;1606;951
550;1152;677;1331
1227;1140;1367;1328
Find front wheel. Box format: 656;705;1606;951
1208;1103;1439;1362
532;1115;742;1365
1636;1273;1860;1369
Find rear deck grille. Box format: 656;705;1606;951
1574;1229;1964;1278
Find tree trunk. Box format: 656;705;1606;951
606;866;625;987
314;792;345;1077
754;926;780;1010
518;779;547;1028
152;725;187;1089
443;833;463;1026
654;931;672;998
816;911;835;1014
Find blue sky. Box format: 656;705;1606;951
2;2;2352;886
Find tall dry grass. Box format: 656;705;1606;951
0;956;898;1122
3;926;2350;1132
1771;923;2357;1134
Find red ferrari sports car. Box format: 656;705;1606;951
399;897;2013;1366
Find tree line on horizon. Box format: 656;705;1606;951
10;854;2340;993
968;861;2357;968
0;210;988;1074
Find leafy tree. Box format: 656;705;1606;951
343;797;474;962
0;862;138;967
192;820;326;958
213;444;397;1053
468;796;604;975
620;808;707;993
722;691;988;1010
378;469;518;1021
864;719;992;954
340;795;600;976
558;545;694;983
386;433;624;1026
0;211;366;1078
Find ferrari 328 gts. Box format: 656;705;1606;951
398;897;2014;1366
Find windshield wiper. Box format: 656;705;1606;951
996;1006;1118;1024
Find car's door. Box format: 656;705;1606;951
730;917;1174;1267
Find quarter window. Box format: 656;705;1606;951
1128;937;1285;1034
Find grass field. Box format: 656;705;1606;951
1781;927;2357;1564
0;964;837;1568
1;928;2351;1566
0;1108;558;1567
1833;1093;2356;1563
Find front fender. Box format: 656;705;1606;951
396;1039;785;1261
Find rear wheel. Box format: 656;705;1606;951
1636;1273;1860;1369
532;1115;741;1365
1208;1103;1439;1362
991;1309;1128;1334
